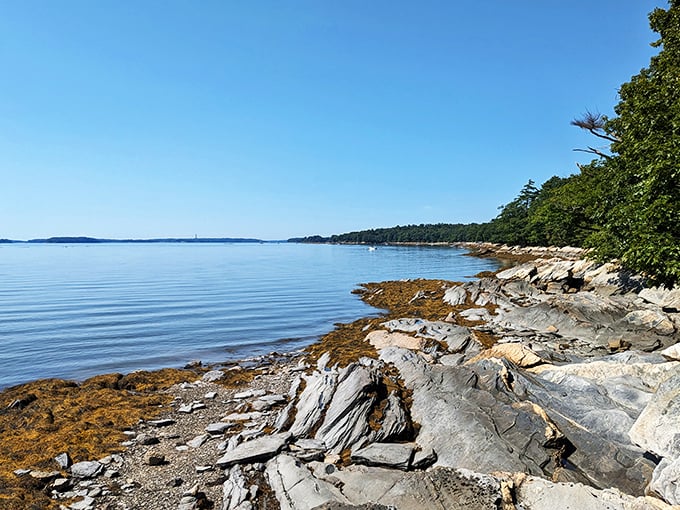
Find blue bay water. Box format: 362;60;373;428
0;243;500;388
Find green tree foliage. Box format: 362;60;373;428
590;1;680;286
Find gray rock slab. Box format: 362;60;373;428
288;369;338;438
216;433;291;468
379;348;552;475
266;454;349;510
69;496;96;510
222;411;265;421
381;346;656;495
496;262;537;281
327;465;502;510
314;363;378;453
516;476;667;510
350;442;415;470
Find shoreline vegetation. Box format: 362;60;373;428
2;243;679;509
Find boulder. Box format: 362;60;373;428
380;346;656;495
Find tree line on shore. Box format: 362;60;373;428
293;2;679;286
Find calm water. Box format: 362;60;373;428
0;243;499;388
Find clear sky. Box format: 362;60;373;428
0;1;668;240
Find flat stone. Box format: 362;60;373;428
258;394;287;404
516;476;666;510
149;418;175;427
469;343;544;368
222;411;265;422
234;389;267;399
496;262;537;281
639;286;680;312
458;307;491;322
204;391;218;399
70;461;104;479
365;330;425;351
216;433;291;468
205;422;235;435
266;454;349;509
351;442;415;471
29;470;60;480
69;496;95;510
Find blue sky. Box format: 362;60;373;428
0;1;667;240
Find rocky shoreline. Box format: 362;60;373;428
2;244;680;509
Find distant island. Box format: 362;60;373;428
3;237;271;244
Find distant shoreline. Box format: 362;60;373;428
0;236;282;244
